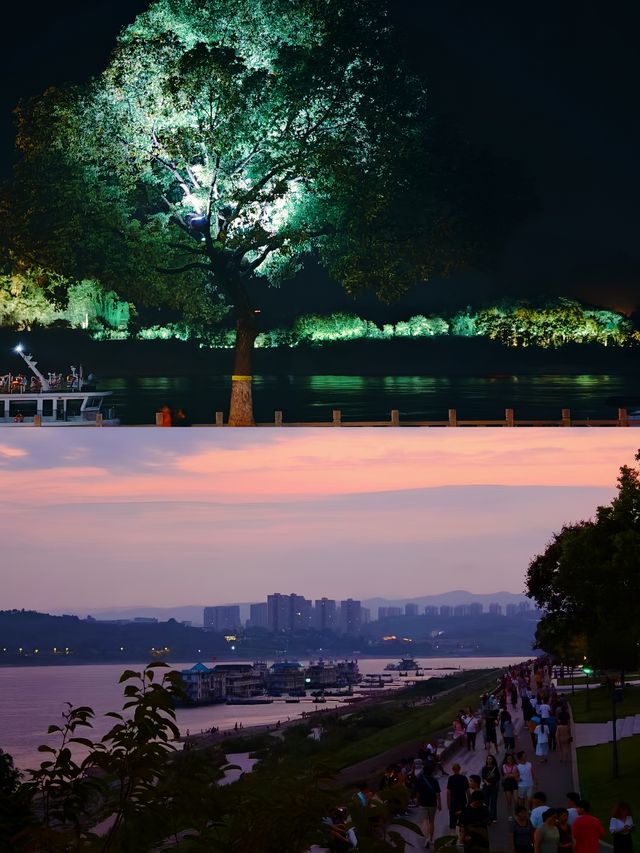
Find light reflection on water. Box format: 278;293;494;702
1;656;519;769
100;374;639;425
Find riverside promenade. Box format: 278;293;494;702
385;694;575;851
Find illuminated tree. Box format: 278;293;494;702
8;0;530;423
526;451;640;671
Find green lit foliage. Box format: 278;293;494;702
7;0;533;423
394;315;449;337
474;298;632;347
10;0;430;322
0;271;130;332
526;451;640;671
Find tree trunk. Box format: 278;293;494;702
228;314;258;426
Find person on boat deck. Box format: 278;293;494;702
159;405;172;427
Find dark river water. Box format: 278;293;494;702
100;374;640;425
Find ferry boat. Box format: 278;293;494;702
0;346;118;426
384;657;421;672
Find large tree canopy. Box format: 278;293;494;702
6;0;531;423
526;451;640;671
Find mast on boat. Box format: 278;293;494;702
14;345;50;390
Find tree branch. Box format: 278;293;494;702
167;242;207;256
156;262;212;275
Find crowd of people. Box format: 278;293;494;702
323;659;635;853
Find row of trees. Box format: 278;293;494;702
2;274;636;350
526;450;640;673
1;0;532;423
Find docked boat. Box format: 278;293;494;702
384;657;421;671
0;347;118;426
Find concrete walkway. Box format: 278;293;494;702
391;696;576;851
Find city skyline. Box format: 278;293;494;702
1;429;637;611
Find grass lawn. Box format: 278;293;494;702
558;673;639;686
570;685;640;723
577;738;640;832
325;669;501;768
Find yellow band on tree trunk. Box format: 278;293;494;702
231;375;253;381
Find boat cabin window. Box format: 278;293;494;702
9;400;37;419
42;399;53;417
66;399;83;418
86;397;102;409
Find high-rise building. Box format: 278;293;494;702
424;606;439;616
453;604;470;617
203;605;241;631
518;601;530;613
439;605;452;617
378;606;403;620
314;598;337;630
249;602;268;629
267;593;312;631
405;603;420;617
488;603;502;615
468;603;483;616
339;598;362;634
291;594;313;630
267;593;292;632
505;604;518;617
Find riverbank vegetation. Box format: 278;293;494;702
0;663;500;851
1;273;637;351
526;451;640;672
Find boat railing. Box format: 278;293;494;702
0;376;84;394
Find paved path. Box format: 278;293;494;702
392;696;576;850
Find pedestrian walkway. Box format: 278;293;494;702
391;693;575;850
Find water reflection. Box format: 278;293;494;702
99;374;639;425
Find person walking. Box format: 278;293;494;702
501;710;516;752
557;808;574;853
534;720;550;763
415;765;441;849
458;791;492;853
464;712;479;751
484;712;498;755
573;800;605;853
516;751;536;810
446;763;469;834
480;755;500;822
556;705;572;763
501;753;519;817
534;809;560;853
610;803;634;853
510;805;534;853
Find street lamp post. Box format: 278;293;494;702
611;680;623;778
583;665;593;711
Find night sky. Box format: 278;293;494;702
2;0;639;316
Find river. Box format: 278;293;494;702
0;656;521;769
100;374;639;425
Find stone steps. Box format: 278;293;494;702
575;714;640;747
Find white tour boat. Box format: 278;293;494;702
0;346;118;426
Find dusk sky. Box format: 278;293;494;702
1;430;637;613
